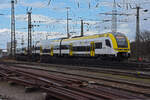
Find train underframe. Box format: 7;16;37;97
16;52;130;63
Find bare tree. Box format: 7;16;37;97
140;31;150;42
130;30;150;58
139;31;150;57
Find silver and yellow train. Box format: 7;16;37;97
16;32;131;60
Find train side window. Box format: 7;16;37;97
88;46;90;51
37;47;40;50
43;49;50;53
79;46;81;51
73;47;76;51
35;47;40;50
61;45;68;49
105;39;111;48
54;46;57;50
95;42;102;49
72;46;90;51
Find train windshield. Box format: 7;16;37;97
115;35;128;48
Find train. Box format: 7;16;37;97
16;32;131;61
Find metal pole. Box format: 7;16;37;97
21;35;24;52
27;11;32;55
81;19;84;37
66;7;70;38
112;0;117;33
11;0;16;56
11;1;13;56
136;6;140;60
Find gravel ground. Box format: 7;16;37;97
0;81;45;100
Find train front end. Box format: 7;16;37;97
111;33;131;59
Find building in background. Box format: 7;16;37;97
0;49;8;58
7;42;11;55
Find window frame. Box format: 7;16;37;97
105;39;111;48
95;42;102;49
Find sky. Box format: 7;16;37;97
0;0;150;49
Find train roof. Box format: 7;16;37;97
62;33;113;41
38;32;126;43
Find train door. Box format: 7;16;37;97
90;42;95;56
24;48;27;55
69;43;73;56
40;46;43;55
105;39;112;54
50;45;54;56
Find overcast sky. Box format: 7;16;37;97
0;0;150;49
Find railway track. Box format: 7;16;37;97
11;65;150;96
0;63;150;99
1;60;150;79
0;64;149;100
